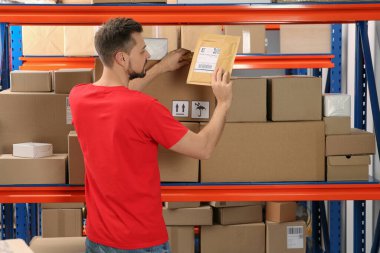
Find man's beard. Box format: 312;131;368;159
129;61;147;80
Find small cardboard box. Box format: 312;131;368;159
68;131;85;185
167;226;194;253
215;205;263;225
327;155;370;181
326;129;376;156
210;201;262;208
42;209;83;238
323;94;351;117
164;202;201;209
280;24;331;54
324;117;351;135
54;69;93;94
224;25;266;54
266;220;306;253
64;26;98;56
11;70;52;92
42;203;85;209
181;25;223;51
227;78;266;122
22;26;64;56
29;237;86;253
143;26;179;52
267;76;322;121
201;223;265;253
0;239;34;253
266;202;297;223
13;142;53;158
0;154;67;185
163;206;213;226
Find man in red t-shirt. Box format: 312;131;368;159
69;18;232;253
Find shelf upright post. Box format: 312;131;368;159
312;201;323;253
370;210;380;253
2;204;14;239
15;203;29;243
29;204;38;239
10;25;22;71
0;23;10;91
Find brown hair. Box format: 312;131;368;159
95;18;143;67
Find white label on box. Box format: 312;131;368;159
191;101;210;119
172;101;189;117
194;47;220;73
66;97;72;125
287;226;304;249
242;30;251;54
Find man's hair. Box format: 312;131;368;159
95;18;143;67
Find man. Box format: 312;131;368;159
69;18;232;253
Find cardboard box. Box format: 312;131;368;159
54;69;93;94
92;0;165;3
42;209;83;238
326;129;376;156
267;76;322;121
30;237;86;253
266;202;297;223
164;202;201;209
143;26;179;52
0;239;34;253
227;78;266;122
280;24;331;54
13;142;53;158
167;226;194;253
0;154;67;185
215;205;263;225
163;206;213;225
64;26;97;56
327;155;370;181
201;223;265;253
68;132;85;185
10;70;52;92
324;117;351;135
143;64;216;122
61;0;91;3
42;203;85;209
224;25;266;54
22;26;64;56
210;201;262;208
0;90;74;154
323;94;351;117
181;26;223;51
266;220;306;253
201;122;325;182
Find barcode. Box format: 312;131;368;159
198;64;213;70
287;226;303;235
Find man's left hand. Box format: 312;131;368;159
159;48;192;73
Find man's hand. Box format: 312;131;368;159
211;67;233;110
158;48;192;73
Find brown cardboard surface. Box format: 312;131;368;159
216;205;263;225
68;131;85;185
94;57;103;82
266;220;306;253
11;71;52;92
22;26;64;56
0;154;67;185
280;24;331;54
143;26;179;52
64;26;97;56
92;0;165;2
324;117;351;135
42;203;85;209
210;201;262;208
165;202;201;209
42;209;83;238
30;237;85;253
143;64;215;122
201;122;325;182
163;206;213;225
266;202;297;223
0;239;34;253
326;129;376;156
224;25;266;54
227;78;266;122
54;69;93;94
181;26;223;51
327;155;370;181
0;90;74;154
201;223;265;253
267;76;322;121
167;226;194;253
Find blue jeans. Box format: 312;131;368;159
86;238;171;253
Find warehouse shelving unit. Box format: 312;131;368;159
0;2;380;253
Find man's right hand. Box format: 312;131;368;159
211;67;233;110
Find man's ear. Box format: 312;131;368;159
115;52;129;68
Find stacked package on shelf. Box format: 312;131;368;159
324;94;375;181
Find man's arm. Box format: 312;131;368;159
170;68;232;160
129;48;191;91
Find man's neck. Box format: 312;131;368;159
94;67;129;87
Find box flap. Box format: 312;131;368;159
328;155;370;166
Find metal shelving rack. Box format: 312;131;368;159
0;2;380;253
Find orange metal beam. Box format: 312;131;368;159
0;3;380;25
0;183;379;203
20;57;95;70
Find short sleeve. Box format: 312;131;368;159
144;100;189;149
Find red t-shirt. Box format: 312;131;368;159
69;84;188;250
